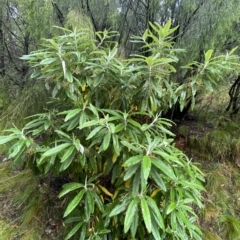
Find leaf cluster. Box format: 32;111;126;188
1;20;232;240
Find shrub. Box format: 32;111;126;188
0;20;236;239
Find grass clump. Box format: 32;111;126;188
0;162;65;239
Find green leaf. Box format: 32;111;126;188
64;109;81;122
151;158;177;181
131;168;141;195
124;198;139;233
146;196;165;230
123;155;143;167
79;111;86;126
151;221;162;240
86;126;104;140
141;197;152;233
79;119;100;129
79;223;86;240
205;49;213;62
102;131;111;151
89;103;99;117
59;150;76;172
94;193;104;213
151;168;166;192
65;70;73;83
65;221;83;240
55;130;72;140
8;139;26;159
64;189;86;217
61;146;75;163
98;229;111;235
43;143;72;157
121;141;141;152
142;155;151;180
166;202;177;215
146;56;154;66
40;57;57;65
86;191;94;214
124;164;140;181
112;134;120;155
130;211;139;238
67;116;79;131
59;182;84;198
84;195;91;220
109;201;128;217
0;135;18;145
128;119;142;129
113;123;125;133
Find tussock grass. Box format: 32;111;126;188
0;163;64;239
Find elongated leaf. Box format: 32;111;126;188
98;185;113;197
8;139;26;159
79;119;100;129
64;189;85;217
102;131;111;151
131;168;141;195
128;119;142;129
24;119;45;130
40;57;57;65
64;109;81;122
84;195;90;220
109;201;127;217
114;123;125;133
66;116;79;131
130;210;139;238
123;155;143;167
43;143;72;157
151;221;162;240
79;111;86;126
0;135;18;145
151;158;176;180
142;155;151;180
88;173;103;183
65;70;73;83
151;168;166;192
205;49;213;62
61;146;75;163
98;229;111;235
79;223;86;240
65;222;83;240
166;202;177;215
89;103;99;117
94;193;104;213
121;141;141;152
124;198;139;233
55;130;72;140
146;196;165;230
86;191;94;214
124;164;140;181
112;134;120;155
141;197;152;233
59;182;84;198
86;126;104;140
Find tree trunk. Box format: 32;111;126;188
0;8;5;77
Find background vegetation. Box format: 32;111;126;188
0;0;240;239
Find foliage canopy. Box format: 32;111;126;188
0;20;238;239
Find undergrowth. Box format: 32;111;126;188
176;84;240;239
0;81;49;130
0;162;65;239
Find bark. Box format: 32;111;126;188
0;9;5;76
